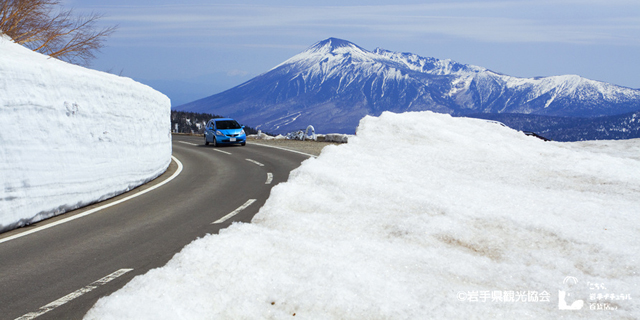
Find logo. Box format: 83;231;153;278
559;276;584;310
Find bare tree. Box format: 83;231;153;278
0;0;116;66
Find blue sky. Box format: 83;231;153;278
66;0;640;106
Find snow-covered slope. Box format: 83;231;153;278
176;38;640;134
86;112;639;319
0;35;171;232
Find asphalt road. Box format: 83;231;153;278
0;135;312;320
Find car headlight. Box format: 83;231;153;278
240;129;245;135
216;130;225;136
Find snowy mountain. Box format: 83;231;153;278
175;38;640;134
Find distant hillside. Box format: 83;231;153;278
175;38;640;134
465;110;640;141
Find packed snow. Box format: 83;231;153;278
86;111;638;319
0;35;171;232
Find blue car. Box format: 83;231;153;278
204;118;247;147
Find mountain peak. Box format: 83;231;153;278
272;37;372;69
307;37;367;54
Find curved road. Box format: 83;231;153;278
0;135;312;320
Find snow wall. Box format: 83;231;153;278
0;36;171;232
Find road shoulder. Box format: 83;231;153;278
0;157;181;242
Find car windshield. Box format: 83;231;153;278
216;120;241;130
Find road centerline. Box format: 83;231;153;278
177;141;198;146
212;199;257;224
213;149;232;155
246;159;265;167
15;268;133;320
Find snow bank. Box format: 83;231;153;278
319;133;350;143
86;111;639;319
247;132;286;140
0;35;171;232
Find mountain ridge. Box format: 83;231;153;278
465;111;640;142
175;38;640;134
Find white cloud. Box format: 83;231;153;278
87;1;640;47
226;69;249;77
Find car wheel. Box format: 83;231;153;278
204;135;209;146
241;141;246;146
212;137;217;147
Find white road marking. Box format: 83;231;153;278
0;156;184;245
14;268;133;320
265;173;273;185
177;141;198;146
250;142;317;158
246;159;264;167
213;149;232;155
212;199;257;224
